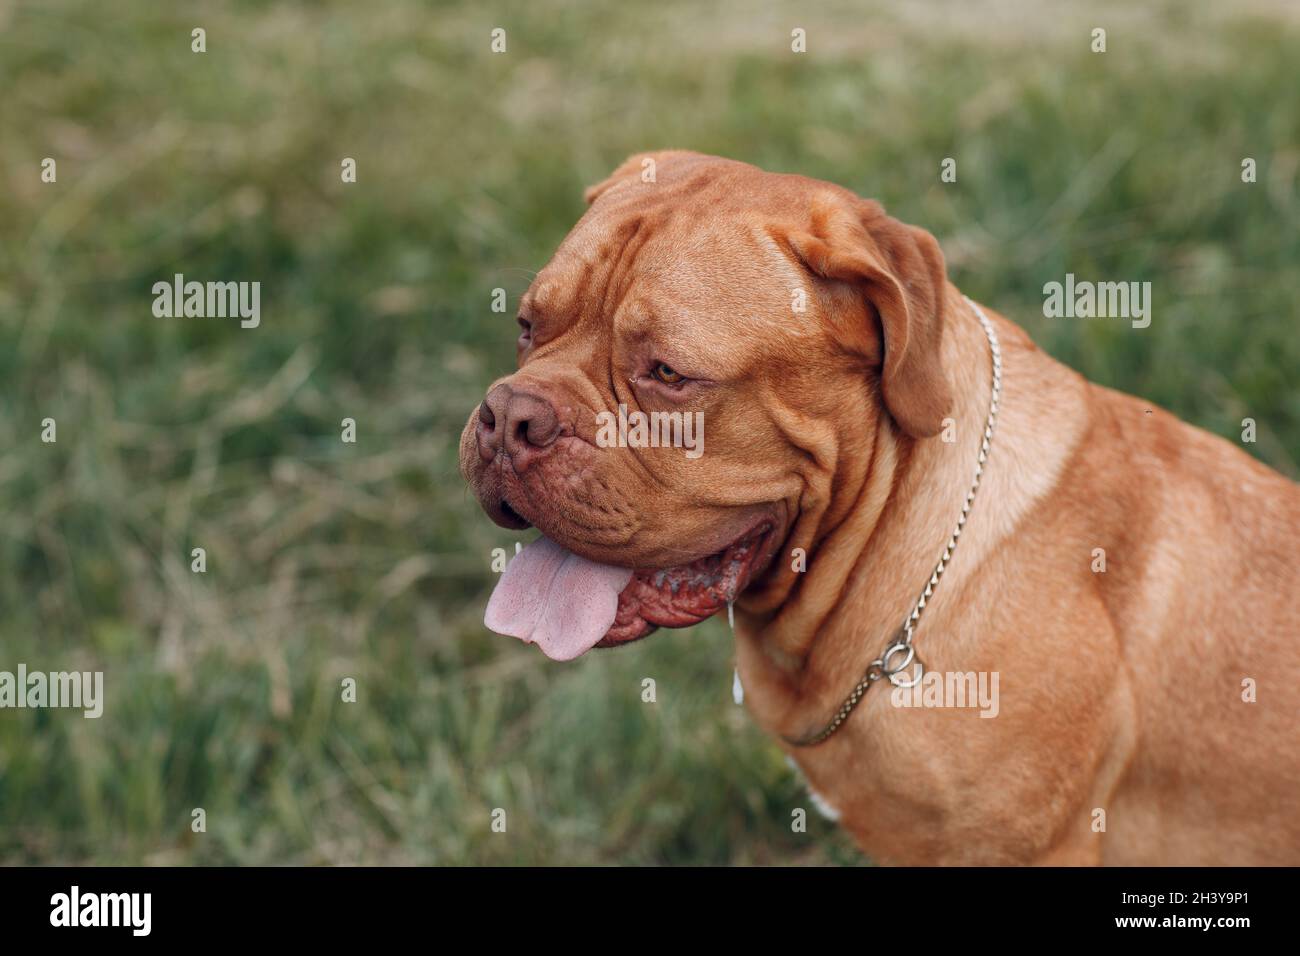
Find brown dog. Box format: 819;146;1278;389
459;151;1300;865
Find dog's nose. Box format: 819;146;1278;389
477;383;561;471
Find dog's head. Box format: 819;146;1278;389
459;151;952;659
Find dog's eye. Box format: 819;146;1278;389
517;317;532;344
652;362;685;385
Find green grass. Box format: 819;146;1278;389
0;0;1296;864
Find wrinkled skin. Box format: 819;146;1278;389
459;151;919;640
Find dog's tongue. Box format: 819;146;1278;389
485;536;634;661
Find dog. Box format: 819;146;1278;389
459;151;1300;865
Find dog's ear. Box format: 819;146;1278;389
583;150;707;205
786;198;953;438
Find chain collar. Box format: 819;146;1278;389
783;296;1002;747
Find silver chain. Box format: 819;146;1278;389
785;297;1002;747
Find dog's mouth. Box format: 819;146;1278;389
484;522;774;661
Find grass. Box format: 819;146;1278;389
0;0;1296;864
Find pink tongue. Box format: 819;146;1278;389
485;536;634;661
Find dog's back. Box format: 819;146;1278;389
1079;382;1300;863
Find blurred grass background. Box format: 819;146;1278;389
0;0;1296;864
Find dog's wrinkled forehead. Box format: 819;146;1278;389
523;184;814;366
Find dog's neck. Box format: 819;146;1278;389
736;287;1004;735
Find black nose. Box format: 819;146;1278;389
476;383;561;472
